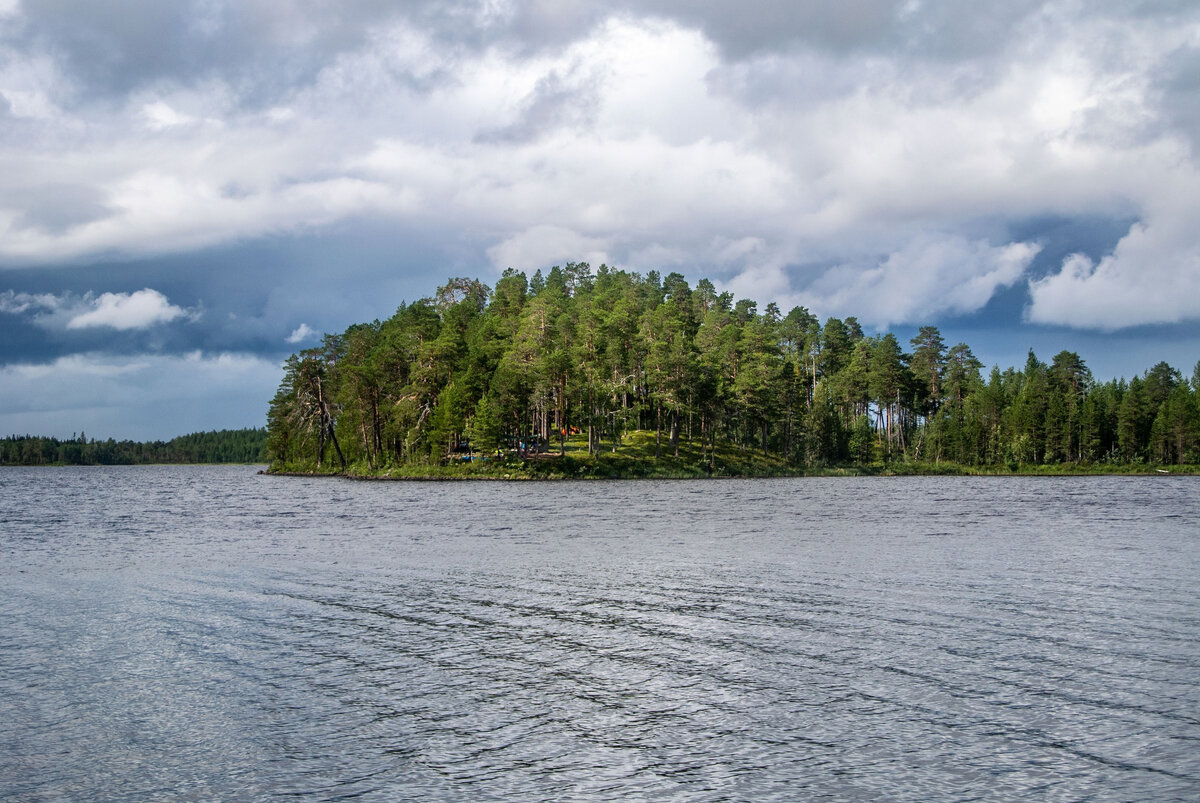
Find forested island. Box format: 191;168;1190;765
266;265;1199;478
1;428;267;466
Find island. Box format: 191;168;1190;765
265;266;1199;478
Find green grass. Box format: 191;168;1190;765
269;432;1200;480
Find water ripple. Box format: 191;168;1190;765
2;468;1199;800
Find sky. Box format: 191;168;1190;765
1;0;1199;440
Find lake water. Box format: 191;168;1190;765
2;466;1199;801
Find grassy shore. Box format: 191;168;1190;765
267;430;1199;479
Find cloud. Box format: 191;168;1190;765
634;0;906;58
478;57;606;144
1153;43;1200;155
141;101;199;130
1026;185;1200;329
18;18;707;243
1;279;246;366
0;1;1198;342
0;290;62;315
66;289;189;330
8;0;404;105
487;224;611;272
285;322;316;343
795;236;1041;328
0;5;1181;281
12;183;113;234
0;17;754;266
0;351;280;440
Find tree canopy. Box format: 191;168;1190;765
1;429;268;466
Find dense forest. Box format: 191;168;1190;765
265;265;1200;475
1;428;268;466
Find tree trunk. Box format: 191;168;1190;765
328;421;346;469
655;401;662;458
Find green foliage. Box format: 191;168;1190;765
1;429;268;466
261;268;1200;476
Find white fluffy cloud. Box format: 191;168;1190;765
66;288;188;330
801;237;1042;329
140;101;199;130
1;287;194;331
285;323;316;343
1027;174;1200;329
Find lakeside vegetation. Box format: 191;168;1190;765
1;428;268;466
265;265;1200;478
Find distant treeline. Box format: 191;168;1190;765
1;428;268;466
267;265;1200;472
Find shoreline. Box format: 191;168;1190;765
261;463;1199;481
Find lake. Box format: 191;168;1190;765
2;466;1198;801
